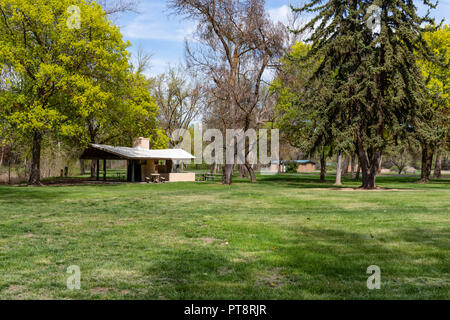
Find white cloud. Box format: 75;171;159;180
120;2;196;42
123;16;196;41
268;5;291;26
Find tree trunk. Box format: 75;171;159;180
80;159;86;176
320;151;326;182
355;164;360;181
342;155;350;176
245;163;256;183
211;163;220;174
90;160;97;178
28;131;42;185
0;144;4;167
222;164;233;185
361;168;377;189
243;150;256;183
222;134;235;184
356;142;381;189
378;155;382;174
420;144;434;183
350;155;356;179
24;159;29;179
433;151;442;178
335;152;342;185
239;164;248;178
8;160;11;185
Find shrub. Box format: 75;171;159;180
285;162;297;173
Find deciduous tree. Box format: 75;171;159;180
0;0;160;184
150;66;202;147
169;0;285;184
417;25;449;181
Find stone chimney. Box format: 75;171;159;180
133;137;150;149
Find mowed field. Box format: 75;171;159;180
0;175;448;299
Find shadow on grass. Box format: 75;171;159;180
276;226;448;298
249;174;450;190
142;247;253;299
142;224;449;299
1;173;448;204
0;183;125;202
396;227;450;251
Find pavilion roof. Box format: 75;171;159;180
80;144;195;161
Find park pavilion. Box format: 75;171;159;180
80;137;195;182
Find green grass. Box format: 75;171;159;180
0;174;448;299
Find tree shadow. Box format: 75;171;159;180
394;227;450;251
0;183;125;202
140;223;449;299
276;225;449;286
249;174;450;190
141;247;260;299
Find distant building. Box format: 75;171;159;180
265;160;316;173
289;160;317;173
269;160;285;173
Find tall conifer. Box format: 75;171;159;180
292;0;438;189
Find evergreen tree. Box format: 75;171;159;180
291;0;438;189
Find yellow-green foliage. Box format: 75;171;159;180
273;42;313;114
272;42;324;151
421;25;449;103
417;25;449;149
0;0;162;146
150;129;171;149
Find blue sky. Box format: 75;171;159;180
115;0;450;76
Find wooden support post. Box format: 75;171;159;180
96;159;100;181
103;158;106;181
167;160;173;173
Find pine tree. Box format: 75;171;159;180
291;0;438;189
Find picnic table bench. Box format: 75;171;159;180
145;174;166;183
197;173;217;181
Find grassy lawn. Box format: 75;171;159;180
0;175;448;299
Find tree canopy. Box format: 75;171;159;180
416;24;449;181
0;0;161;184
284;0;439;189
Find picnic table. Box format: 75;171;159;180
145;173;164;183
197;173;216;181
